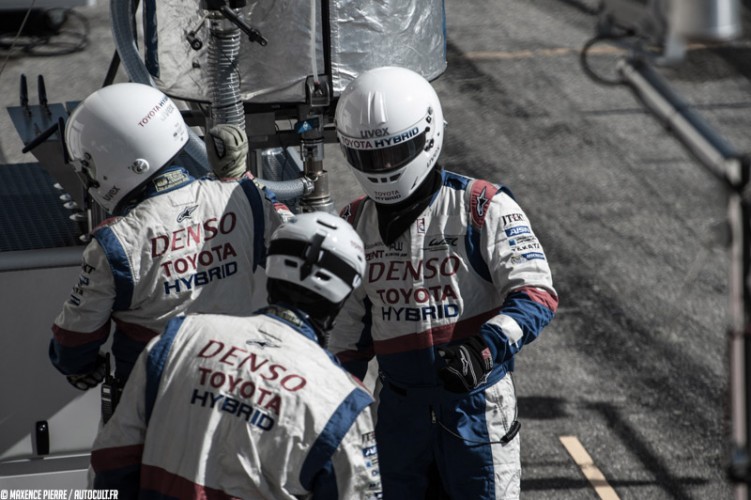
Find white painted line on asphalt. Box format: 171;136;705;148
560;435;620;500
465;47;586;60
463;42;750;61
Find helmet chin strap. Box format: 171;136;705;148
375;166;443;245
282;303;343;348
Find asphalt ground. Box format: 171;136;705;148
3;1;751;498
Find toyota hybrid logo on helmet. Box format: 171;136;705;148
137;95;170;128
340;127;420;151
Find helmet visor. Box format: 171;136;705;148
341;130;427;174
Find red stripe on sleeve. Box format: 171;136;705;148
335;348;374;364
113;318;160;343
52;322;110;347
517;286;558;313
141;464;240;499
91;444;144;472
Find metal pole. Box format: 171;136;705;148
728;157;751;499
618;56;750;496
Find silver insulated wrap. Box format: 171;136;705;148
143;0;447;104
328;0;447;94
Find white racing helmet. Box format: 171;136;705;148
266;211;365;306
335;66;444;204
65;82;189;213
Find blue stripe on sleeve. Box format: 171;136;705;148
299;388;374;494
93;227;134;311
239;177;266;271
501;290;556;338
145;316;184;424
480;290;556;364
48;337;106;375
466;224;492;282
345;297;374;381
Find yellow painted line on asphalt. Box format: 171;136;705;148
560;435;620;500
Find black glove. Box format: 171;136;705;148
437;336;493;393
206;124;249;179
66;352;108;391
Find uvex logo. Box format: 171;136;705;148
102;186;120;201
360;128;389;138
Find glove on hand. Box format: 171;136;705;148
66;352;108;391
206;123;249;179
438;336;493;393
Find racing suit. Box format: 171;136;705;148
49;166;290;382
329;169;558;499
91;307;383;499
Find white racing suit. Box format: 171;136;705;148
49;166;290;382
330;169;558;499
91;307;383;499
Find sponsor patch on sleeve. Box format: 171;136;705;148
522;252;546;261
505;226;531;237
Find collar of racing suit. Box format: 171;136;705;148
260;303;326;346
375;166;443;245
116;166;195;215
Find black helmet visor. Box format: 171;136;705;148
341;130;427;174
